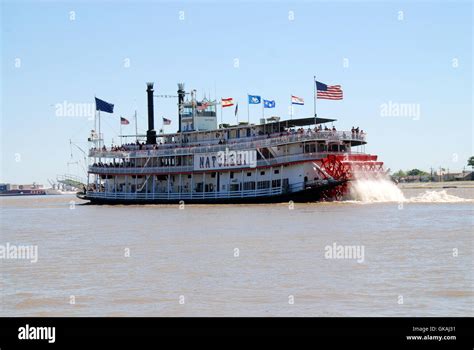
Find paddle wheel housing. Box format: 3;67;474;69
316;154;385;200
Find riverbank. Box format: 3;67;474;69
398;181;474;189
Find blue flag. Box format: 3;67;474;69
264;100;275;108
248;95;261;104
95;97;114;113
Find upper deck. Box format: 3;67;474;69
90;129;366;159
89;116;367;159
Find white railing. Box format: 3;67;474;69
89;131;366;158
89;165;194;174
86;187;283;200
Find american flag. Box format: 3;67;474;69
120;117;130;125
162;117;171;125
316;81;343;100
196;102;209;111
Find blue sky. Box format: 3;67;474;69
1;0;472;185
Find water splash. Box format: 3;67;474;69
349;175;406;203
348;173;471;203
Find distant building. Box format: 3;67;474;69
434;171;473;182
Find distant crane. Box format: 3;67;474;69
69;139;88;176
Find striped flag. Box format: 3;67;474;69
291;95;304;105
221;98;234;107
120;117;130;125
163;117;171;125
316;81;343;100
196;102;209;111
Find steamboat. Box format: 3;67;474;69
78;82;385;204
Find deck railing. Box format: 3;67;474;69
86;187;284;200
89;130;366;158
84;178;329;201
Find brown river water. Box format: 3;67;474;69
1;184;473;316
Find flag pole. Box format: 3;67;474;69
220;98;223;126
94;104;97;134
247;94;249;124
134;110;138;143
313;76;317;125
235;102;238;125
290;95;293;120
98;110;101;149
94;95;98;148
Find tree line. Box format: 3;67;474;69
392;156;474;178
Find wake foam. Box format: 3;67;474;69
407;190;471;203
348;173;471;203
349;176;406;203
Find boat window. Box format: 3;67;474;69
257;180;270;189
243;182;256;190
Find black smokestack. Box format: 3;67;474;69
177;83;185;133
146;82;157;144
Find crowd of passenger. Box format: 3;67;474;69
90;125;365;155
351;126;364;137
91;140;160;153
92;161;134;168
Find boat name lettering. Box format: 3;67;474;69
194;148;257;170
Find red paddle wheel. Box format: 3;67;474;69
316;154;385;201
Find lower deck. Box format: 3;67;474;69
80;178;343;204
84;161;336;203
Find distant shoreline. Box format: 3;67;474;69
398;181;474;189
